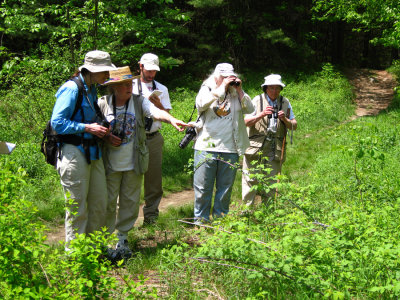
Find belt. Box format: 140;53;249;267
146;131;159;138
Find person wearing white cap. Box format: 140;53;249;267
242;74;297;208
51;50;116;247
132;53;172;225
98;66;186;260
191;63;255;223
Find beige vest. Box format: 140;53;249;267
246;94;290;162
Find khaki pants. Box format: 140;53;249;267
105;169;142;235
242;154;281;206
57;144;108;245
143;132;164;221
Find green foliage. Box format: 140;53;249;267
0;160;155;298
313;0;400;47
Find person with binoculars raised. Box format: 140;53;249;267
190;63;254;224
98;66;186;260
242;74;297;208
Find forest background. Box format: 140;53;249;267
2;0;400;298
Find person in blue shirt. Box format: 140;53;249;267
51;50;115;247
242;74;297;208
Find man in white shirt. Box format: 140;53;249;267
132;53;172;225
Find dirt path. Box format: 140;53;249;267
46;69;397;244
46;189;194;244
344;69;396;119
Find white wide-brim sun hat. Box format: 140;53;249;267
79;50;116;73
214;63;237;77
261;74;285;88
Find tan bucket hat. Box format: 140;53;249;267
79;50;116;73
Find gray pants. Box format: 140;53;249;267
242;154;281;206
105;169;142;235
143;131;164;221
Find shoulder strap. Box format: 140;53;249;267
259;94;263;112
137;77;142;95
70;76;84;120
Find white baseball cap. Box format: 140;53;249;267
78;50;116;73
261;74;285;88
214;63;237;77
139;53;160;71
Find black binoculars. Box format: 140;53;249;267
268;107;278;119
229;81;240;87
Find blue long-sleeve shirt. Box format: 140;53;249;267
51;74;102;161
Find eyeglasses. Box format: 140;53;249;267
267;86;281;91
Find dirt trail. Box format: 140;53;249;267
46;68;397;244
345;69;396;119
46;189;194;244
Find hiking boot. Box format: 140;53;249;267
115;239;132;260
142;217;157;226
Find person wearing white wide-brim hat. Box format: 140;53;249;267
192;62;255;224
242;73;297;208
51;50;116;249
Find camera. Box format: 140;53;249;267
144;117;153;131
112;129;126;140
229;81;240;87
179;126;197;149
267;107;279;119
96;116;110;128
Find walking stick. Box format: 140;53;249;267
275;108;290;200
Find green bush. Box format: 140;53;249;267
0;160;156;299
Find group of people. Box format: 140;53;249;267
50;50;297;259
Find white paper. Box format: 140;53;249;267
0;142;16;154
149;90;162;98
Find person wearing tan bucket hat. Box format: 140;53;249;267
51;50;116;249
242;74;297;209
98;66;187;261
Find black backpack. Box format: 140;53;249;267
40;77;84;167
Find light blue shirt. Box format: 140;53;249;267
51;74;102;161
267;94;295;120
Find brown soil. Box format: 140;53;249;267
45;189;194;244
344;69;396;119
45;68;397;244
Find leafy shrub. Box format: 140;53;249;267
0;160;156;299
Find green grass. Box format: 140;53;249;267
5;62;400;298
120;66;400;298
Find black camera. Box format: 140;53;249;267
179;126;197;149
112;129;126;140
229;81;240;87
96;116;110;128
268;107;278;119
144;117;153;131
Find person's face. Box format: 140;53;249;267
113;81;133;101
92;71;109;85
266;85;282;101
140;64;157;83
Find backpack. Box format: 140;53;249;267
40;77;84;167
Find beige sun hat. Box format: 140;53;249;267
103;66;140;85
261;74;285;88
139;53;160;71
78;50;116;73
214;63;237;77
